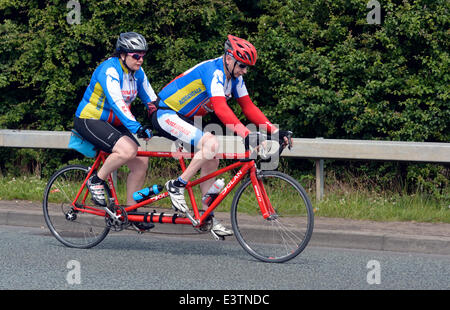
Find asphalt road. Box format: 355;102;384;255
0;224;448;291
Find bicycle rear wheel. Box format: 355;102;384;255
231;170;314;263
42;165;110;248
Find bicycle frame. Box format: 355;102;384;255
71;149;275;227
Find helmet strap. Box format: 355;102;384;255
223;54;237;80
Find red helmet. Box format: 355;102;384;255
224;35;258;66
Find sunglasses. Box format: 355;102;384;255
226;52;248;69
236;61;247;69
128;53;145;60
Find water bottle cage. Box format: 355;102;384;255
202;193;219;206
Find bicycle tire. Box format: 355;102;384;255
231;170;314;263
42;165;110;248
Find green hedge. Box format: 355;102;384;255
252;0;449;142
0;0;448;195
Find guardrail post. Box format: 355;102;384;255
315;159;324;201
314;137;324;201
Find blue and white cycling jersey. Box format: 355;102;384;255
158;56;248;118
75;57;157;134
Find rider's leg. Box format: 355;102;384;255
179;132;219;181
165;133;218;214
165;132;233;235
98;138;150;205
126;151;154;231
97;136;139;181
194;145;232;237
125;149;149;206
200;158;220;209
87;136;142;206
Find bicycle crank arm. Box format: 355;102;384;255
104;207;123;224
210;229;225;241
185;211;199;227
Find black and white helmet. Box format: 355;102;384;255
116;32;148;53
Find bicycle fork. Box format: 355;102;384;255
250;167;276;220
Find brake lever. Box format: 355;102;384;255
286;131;293;150
279;131;293;151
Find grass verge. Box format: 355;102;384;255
0;173;448;223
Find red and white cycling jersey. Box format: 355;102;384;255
156;56;277;145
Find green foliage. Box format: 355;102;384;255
0;0;448;196
0;0;241;130
252;0;449;142
249;0;449;195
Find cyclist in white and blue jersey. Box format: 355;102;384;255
153;35;293;236
74;32;156;213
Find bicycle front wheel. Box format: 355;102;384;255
231;171;314;263
42;165;110;248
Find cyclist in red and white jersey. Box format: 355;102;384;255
153;35;293;235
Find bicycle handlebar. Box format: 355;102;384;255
246;130;293;161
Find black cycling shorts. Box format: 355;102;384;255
73;117;140;153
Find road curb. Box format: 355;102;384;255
309;229;450;255
0;210;46;227
1;209;449;255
